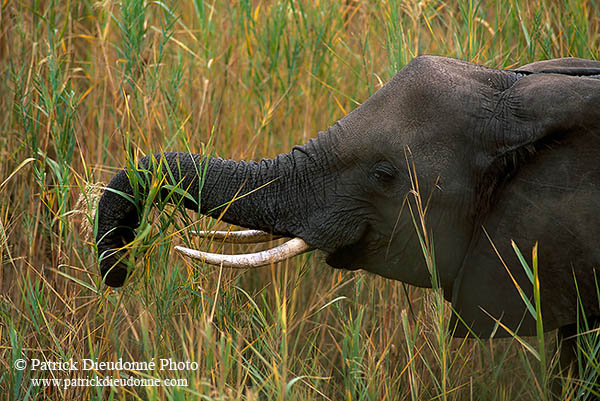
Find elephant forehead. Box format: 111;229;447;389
334;100;477;163
327;57;517;167
399;56;513;91
336;59;499;141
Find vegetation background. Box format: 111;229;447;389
1;0;599;399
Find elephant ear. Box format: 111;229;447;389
514;57;600;75
485;60;600;162
450;61;600;337
469;61;600;213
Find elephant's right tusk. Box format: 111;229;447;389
174;237;312;269
191;229;283;243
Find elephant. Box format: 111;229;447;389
96;56;600;342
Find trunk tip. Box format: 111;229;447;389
100;258;129;287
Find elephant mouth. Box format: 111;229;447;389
323;222;374;271
325;242;365;271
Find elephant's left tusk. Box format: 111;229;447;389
174;237;313;269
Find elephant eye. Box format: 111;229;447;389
372;162;396;182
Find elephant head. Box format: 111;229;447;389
96;56;600;338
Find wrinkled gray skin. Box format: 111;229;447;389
97;56;600;338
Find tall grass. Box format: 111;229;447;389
1;0;598;399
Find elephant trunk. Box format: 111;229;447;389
96;131;337;287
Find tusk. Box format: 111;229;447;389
175;237;312;269
191;229;283;243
